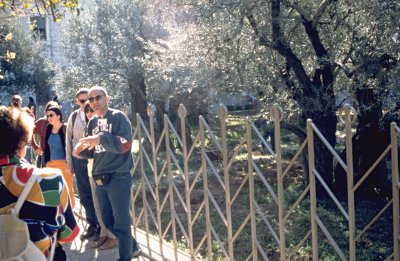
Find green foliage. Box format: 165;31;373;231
0;17;54;102
0;0;79;21
56;0;167;110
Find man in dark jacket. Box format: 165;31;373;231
74;86;141;260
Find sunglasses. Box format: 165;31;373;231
88;95;104;103
46;113;56;118
79;99;87;104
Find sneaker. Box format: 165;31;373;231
132;247;142;258
80;225;99;240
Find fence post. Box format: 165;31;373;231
200;115;213;259
245;117;257;260
218;105;234;260
148;104;165;257
391;122;399;260
272;105;285;260
137;113;151;250
164;113;179;259
307;119;318;261
178;104;195;259
344;105;356;261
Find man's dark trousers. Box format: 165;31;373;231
72;156;98;226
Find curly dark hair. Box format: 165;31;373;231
0;106;33;156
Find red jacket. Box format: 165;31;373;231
31;117;48;151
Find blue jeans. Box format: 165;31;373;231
25;145;32;163
96;172;138;261
72;157;98;226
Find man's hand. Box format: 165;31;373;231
35;148;43;156
73;135;100;157
80;135;101;150
73;141;90;157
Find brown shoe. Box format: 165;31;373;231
98;238;118;250
90;236;108;248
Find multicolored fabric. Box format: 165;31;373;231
0;154;79;257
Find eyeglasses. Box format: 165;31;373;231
46;113;56;118
88;95;104;103
79;99;87;104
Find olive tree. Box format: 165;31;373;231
58;0;169;121
168;0;399;195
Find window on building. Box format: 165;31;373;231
31;16;46;40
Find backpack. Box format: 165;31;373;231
71;110;78;128
70;109;81;140
0;171;57;261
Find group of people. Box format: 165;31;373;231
0;86;141;261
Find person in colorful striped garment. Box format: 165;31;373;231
0;106;79;260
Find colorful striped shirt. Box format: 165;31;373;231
0;155;79;257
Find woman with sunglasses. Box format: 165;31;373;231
44;105;75;207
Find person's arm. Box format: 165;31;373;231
80;113;132;154
74;118;94;159
31;120;40;151
65;112;75;172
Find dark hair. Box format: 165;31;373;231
83;102;94;122
51;93;59;103
0;106;33;155
84;102;94;114
76;88;89;98
28;96;36;116
46;105;63;122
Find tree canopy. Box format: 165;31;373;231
0;17;54;102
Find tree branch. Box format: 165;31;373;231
334;61;355;77
271;0;312;89
109;71;147;101
281;122;306;140
280;0;310;20
245;13;273;48
109;70;129;80
312;0;335;28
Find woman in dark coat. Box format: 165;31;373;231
44;105;75;207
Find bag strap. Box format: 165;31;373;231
11;169;38;216
47;231;58;261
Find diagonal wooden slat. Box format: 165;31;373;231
254;200;279;244
283;184;310;223
316;215;347;260
282;139;307;179
352;145;391;193
231;175;249;205
232;213;251;242
313;169;349;220
355;200;392;241
252;160;278;203
310;122;348;172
